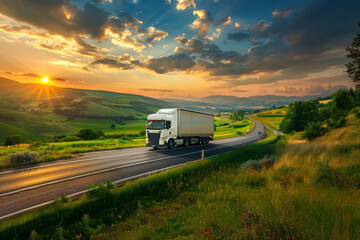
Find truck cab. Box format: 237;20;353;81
146;109;177;148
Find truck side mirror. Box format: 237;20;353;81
165;121;171;129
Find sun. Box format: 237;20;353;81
42;77;49;83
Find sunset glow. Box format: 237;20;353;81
0;0;358;98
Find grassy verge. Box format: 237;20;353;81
0;138;145;169
0;131;278;239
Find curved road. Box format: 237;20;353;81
0;118;266;220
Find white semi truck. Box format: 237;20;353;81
146;108;214;148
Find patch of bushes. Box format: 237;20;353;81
314;161;353;188
4;135;22;146
9;151;39;164
302;121;328;140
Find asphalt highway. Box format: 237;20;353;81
0;117;266;220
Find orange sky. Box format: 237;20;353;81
0;0;356;99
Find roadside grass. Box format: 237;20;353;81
0;138;145;168
0;130;278;240
252;108;287;130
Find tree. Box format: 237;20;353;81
280;100;319;133
110;123;116;130
345;23;360;86
78;129;105;140
302;122;328;140
229;109;245;121
4;135;22;146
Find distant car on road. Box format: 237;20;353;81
258;131;262;134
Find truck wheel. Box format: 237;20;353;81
198;137;203;145
184;138;189;147
205;137;209;144
167;139;174;148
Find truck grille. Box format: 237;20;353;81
148;132;160;145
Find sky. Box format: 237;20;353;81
0;0;359;99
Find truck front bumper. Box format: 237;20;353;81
146;143;167;148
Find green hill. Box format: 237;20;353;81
0;78;167;142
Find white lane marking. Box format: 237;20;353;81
0;138;256;197
0;160;197;220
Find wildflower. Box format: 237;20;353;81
290;224;293;229
205;229;210;237
244;225;250;231
292;237;296;240
252;234;256;239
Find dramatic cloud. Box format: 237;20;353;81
0;0;167;53
138;88;173;92
91;54;142;70
147;53;195;74
272;7;293;21
176;0;196;11
190;10;231;37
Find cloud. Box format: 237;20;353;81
216;16;231;27
0;0;167;53
227;31;249;42
275;84;347;96
272;7;293;21
145;26;168;45
91;54;142;70
190;10;231;38
231;89;249;92
146;53;195;74
138;88;173;92
4;71;66;81
176;0;196;11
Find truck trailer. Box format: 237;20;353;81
146;108;214;148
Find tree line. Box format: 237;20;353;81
280;88;360;139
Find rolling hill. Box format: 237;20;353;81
0;77;168;142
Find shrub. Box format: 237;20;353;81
55;194;69;204
259;155;275;169
61;136;81;142
9;151;39;164
139;130;146;136
4;135;22;146
353;108;360;118
28;141;42;149
229;109;245;121
302;121;328;140
241;160;261;171
273;166;295;182
78;129;105;140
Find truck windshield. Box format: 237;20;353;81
146;121;164;130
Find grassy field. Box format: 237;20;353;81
214;114;254;139
252;108;287;130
